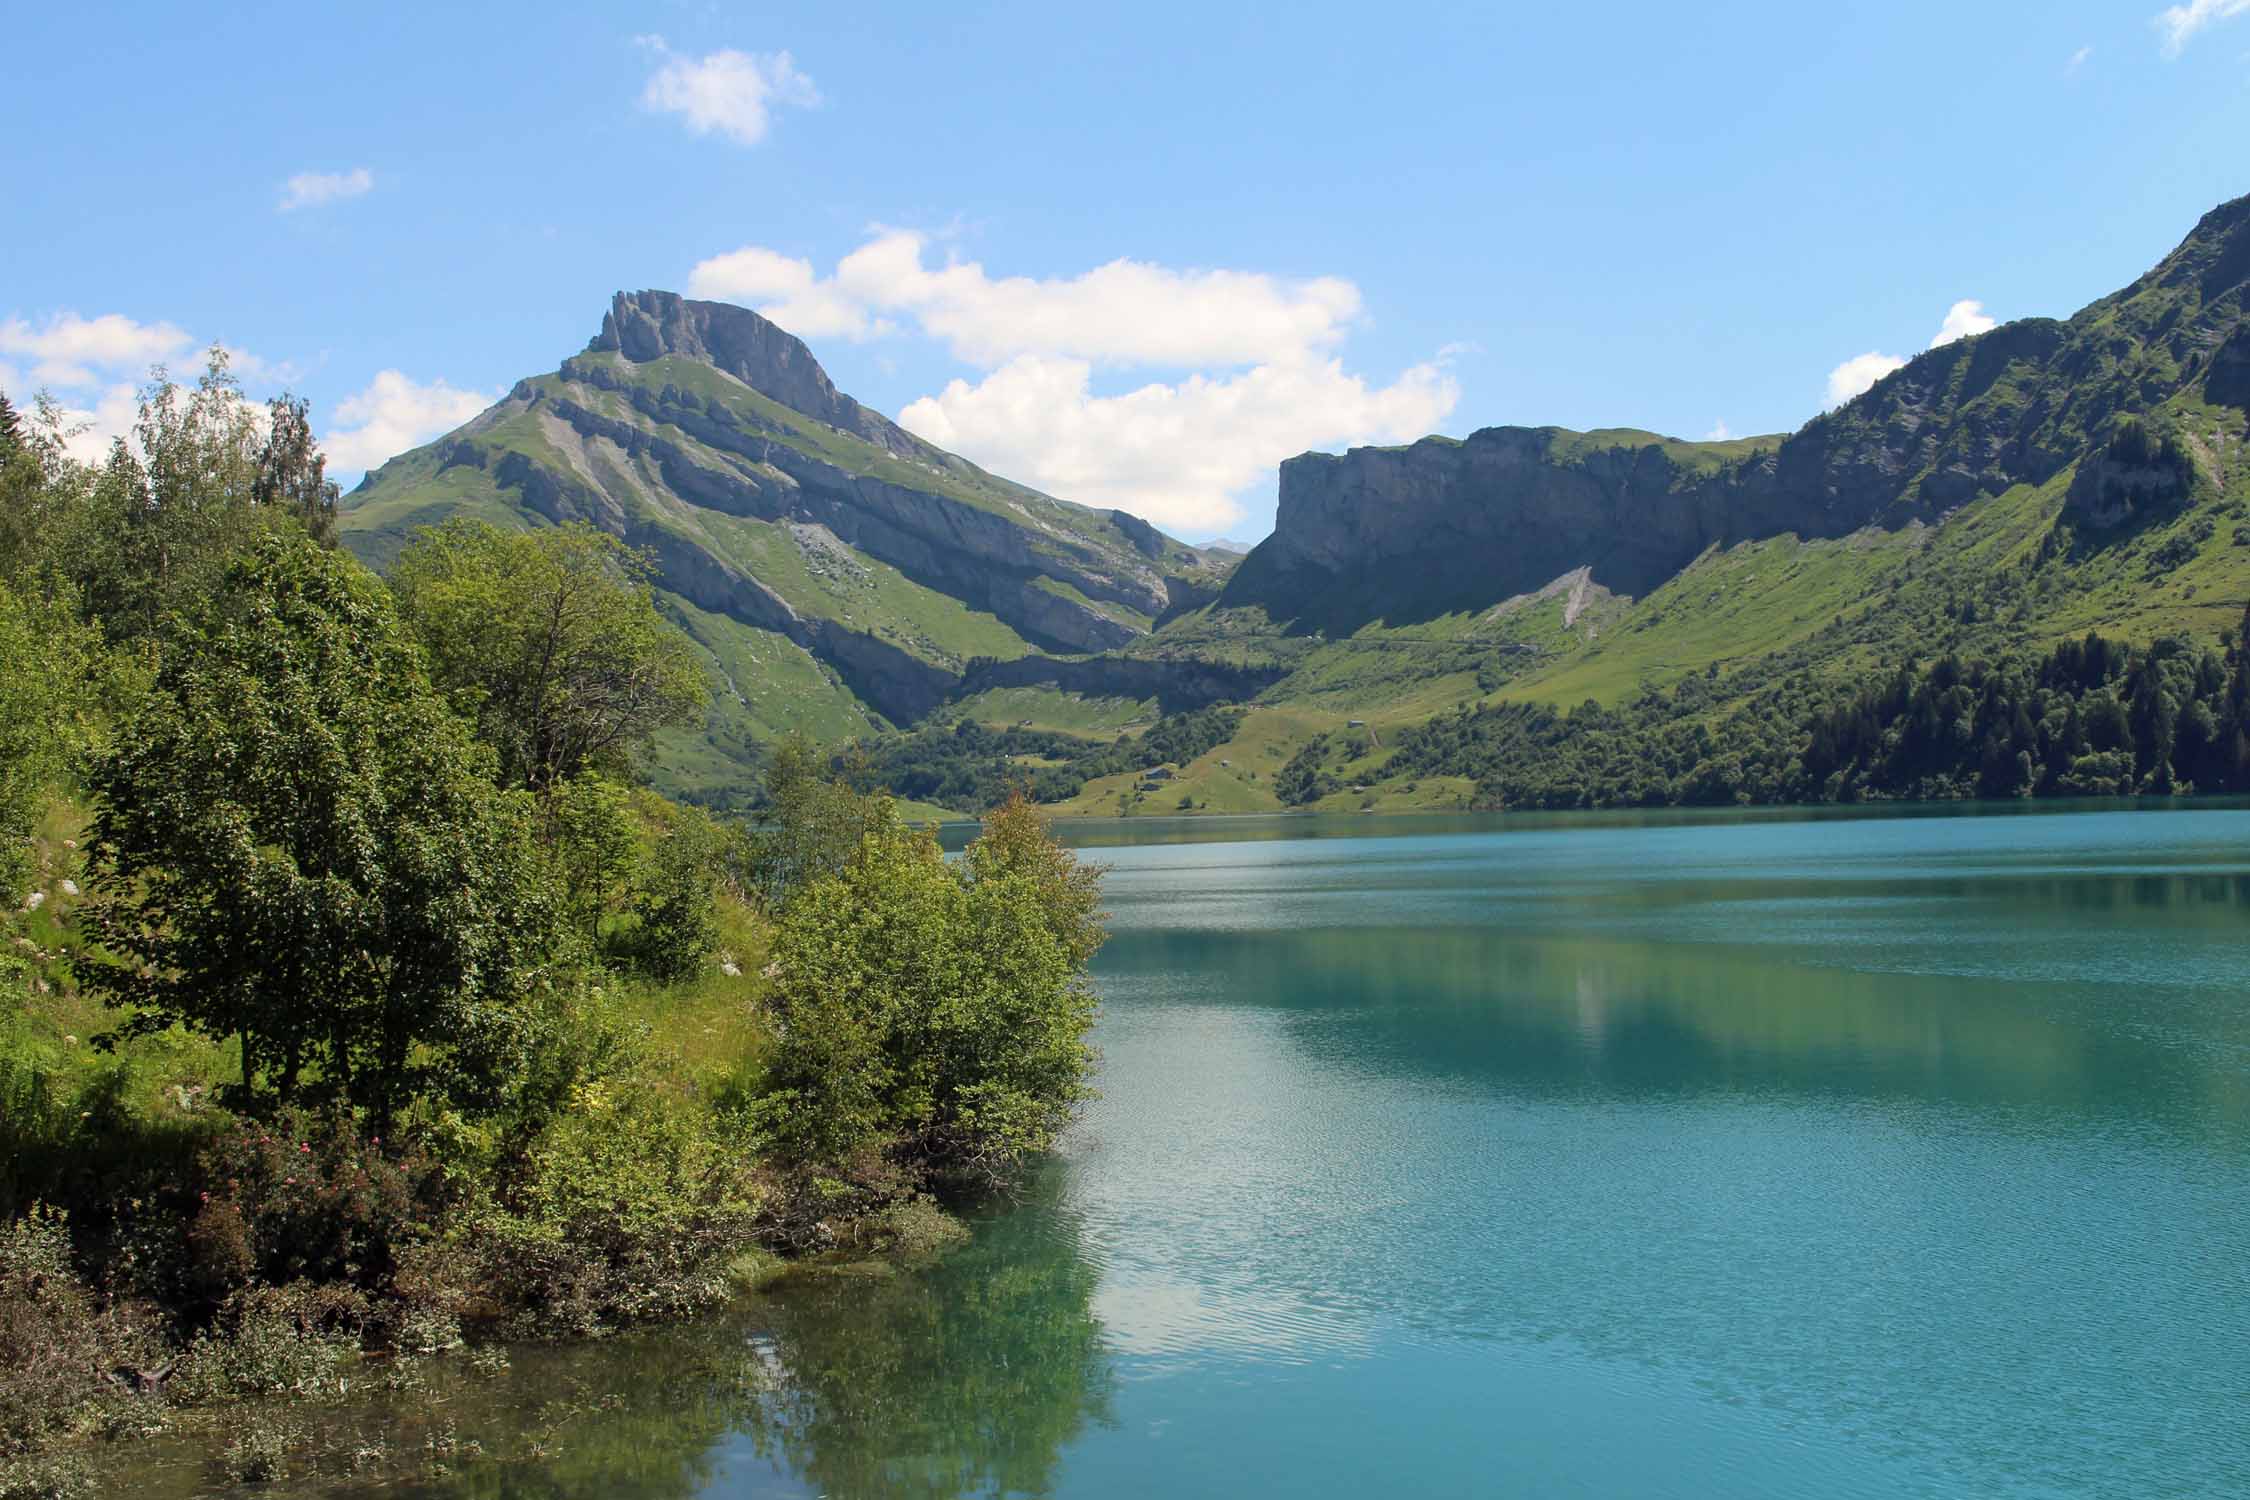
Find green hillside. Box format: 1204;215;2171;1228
863;192;2250;818
339;291;1237;805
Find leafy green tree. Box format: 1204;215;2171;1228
252;394;340;547
0;581;100;902
545;773;641;945
89;353;269;642
763;796;1102;1190
745;736;897;911
389;519;708;790
626;803;724;983
86;535;557;1125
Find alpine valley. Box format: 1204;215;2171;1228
342;193;2250;816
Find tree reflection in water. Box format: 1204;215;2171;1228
101;1166;1112;1500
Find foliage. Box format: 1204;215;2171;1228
0;584;100;901
180;1109;448;1316
1275;733;1338;806
623;802;726;983
762;796;1102;1196
1381;613;2250;808
743;736;899;911
469;1069;768;1335
389;519;709;790
252;394;341;548
0;1209;117;1460
845;706;1246;811
85;535;558;1125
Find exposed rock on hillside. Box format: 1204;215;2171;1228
1221;194;2250;634
341;292;1243;781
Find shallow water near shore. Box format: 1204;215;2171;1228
112;804;2250;1497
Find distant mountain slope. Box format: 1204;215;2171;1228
1220;193;2250;636
340;291;1238;799
996;192;2250;817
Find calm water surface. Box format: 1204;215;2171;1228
132;806;2250;1497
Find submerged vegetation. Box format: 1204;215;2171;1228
0;365;1105;1493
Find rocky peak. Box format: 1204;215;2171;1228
588;290;901;448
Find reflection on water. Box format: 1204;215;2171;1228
102;1172;1114;1500
122;804;2250;1498
736;1174;1115;1500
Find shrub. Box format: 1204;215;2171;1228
170;1285;357;1404
182;1109;447;1316
763;796;1102;1197
623;806;723;983
468;1077;766;1336
219;1414;302;1483
0;1208;161;1461
0;1451;95;1500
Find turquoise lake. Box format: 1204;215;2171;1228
123;804;2250;1497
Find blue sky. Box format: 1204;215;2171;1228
4;0;2247;540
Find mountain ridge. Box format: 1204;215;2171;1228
341;194;2250;813
340;291;1240;797
1218;193;2249;637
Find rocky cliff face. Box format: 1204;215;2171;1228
1223;194;2250;634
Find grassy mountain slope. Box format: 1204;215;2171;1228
1021;193;2250;816
340;292;1237;803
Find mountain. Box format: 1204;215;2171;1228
340;291;1237;800
1222;192;2250;635
1008;192;2250;815
342;196;2250;818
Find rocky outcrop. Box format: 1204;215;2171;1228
958;652;1286;716
2208;324;2250;411
547;362;1173;642
589;290;904;451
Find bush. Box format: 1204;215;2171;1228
623;806;723;983
762;796;1102;1198
170;1284;358;1404
0;1208;160;1460
181;1109;448;1317
467;1077;766;1336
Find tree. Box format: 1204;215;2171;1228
762;796;1102;1190
0;581;99;902
744;736;897;911
86;536;556;1126
626;803;724;983
253;394;340;547
546;773;640;944
389;519;708;790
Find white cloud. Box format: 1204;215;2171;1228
49;383;143;465
898;352;1457;533
321;371;491;474
1825;352;1909;408
2065;44;2094;75
685;246;890;339
1704;420;1734;441
1825;298;1999;409
0;312;195;387
279;167;373;212
688;230;1461;530
639;36;818;146
689;229;1364;367
1929;298;1996;348
2155;0;2250;55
